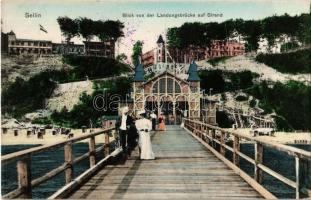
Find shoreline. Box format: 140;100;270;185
223;128;311;146
1;128;115;146
1;127;310;147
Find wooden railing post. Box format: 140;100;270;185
104;132;110;156
220;131;226;156
17;156;32;198
202;125;206;141
64;142;73;184
233;136;240;167
89;136;96;167
200;124;203;139
211;129;216;148
205;127;210;143
295;156;300;199
254;142;263;183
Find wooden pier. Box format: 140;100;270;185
68;125;264;199
2;120;311;199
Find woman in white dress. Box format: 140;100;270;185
135;110;155;160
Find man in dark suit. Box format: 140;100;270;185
115;107;137;157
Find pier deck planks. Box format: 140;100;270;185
69;125;263;199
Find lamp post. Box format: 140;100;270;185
200;89;206;121
209;88;213;123
102;88;108;112
200;89;205;107
209;88;213;110
126;93;131;106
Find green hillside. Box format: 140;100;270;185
256;48;311;74
2;55;131;119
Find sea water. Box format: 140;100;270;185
1;143;105;198
226;143;310;199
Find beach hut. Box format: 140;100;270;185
37;132;44;139
82;126;87;133
2;127;8;134
27;130;32;137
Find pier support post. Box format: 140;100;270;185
64;143;73;184
89;136;96;167
233;136;240;167
17;156;32;198
254;142;263;183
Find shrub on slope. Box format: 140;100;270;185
255;48;311;74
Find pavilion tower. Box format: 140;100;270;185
187;61;201;119
132;60;145;115
156;35;166;63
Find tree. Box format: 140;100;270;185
93;20;108;41
166;27;181;48
57;16;79;43
199;70;225;93
131;41;143;66
103;20;124;41
77;17;96;41
116;53;127;62
166;13;310;53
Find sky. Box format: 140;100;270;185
1;0;310;62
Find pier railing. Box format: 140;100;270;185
1;126;122;199
184;118;311;199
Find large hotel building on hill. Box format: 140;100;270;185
142;35;245;68
2;31;115;58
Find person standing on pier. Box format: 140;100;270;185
135;110;155;160
127;110;138;157
150;111;157;131
115;106;134;157
158;113;166;131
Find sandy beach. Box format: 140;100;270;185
224;128;311;145
1;128;116;146
1;126;310;146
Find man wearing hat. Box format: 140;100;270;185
135;110;155;160
150;111;157;131
115;106;135;156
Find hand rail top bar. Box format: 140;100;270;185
185;118;311;160
1;127;115;165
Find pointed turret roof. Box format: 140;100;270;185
133;60;145;82
156;35;165;44
187;61;201;82
7;30;15;35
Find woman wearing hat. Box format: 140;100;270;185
135;110;155;160
158;113;166;131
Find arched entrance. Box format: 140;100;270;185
133;71;201;124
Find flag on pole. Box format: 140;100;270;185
39;24;48;33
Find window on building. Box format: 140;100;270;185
167;78;173;93
152;77;181;94
159;78;166;93
152;82;158;93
